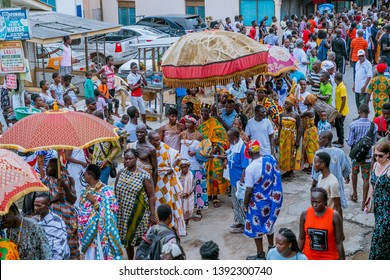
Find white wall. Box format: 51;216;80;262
205;0;239;22
102;0;118;24
135;0;185;17
56;0;76;16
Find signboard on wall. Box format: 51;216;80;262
0;41;25;73
0;8;31;41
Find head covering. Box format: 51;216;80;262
306;94;318;105
323;60;335;70
244;140;260;158
86;98;96;105
179;159;191;167
377;63;387;73
285;94;298;106
295;38;304;46
256;86;267;93
357;49;365;56
184;114;198;124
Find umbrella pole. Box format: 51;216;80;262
214;85;218;116
57;154;61;179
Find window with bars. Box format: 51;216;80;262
185;0;205;18
118;7;136;25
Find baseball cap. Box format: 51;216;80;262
85;98;96;105
357;50;365;56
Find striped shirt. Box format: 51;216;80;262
350;37;368;62
34;150;57;176
347;118;377;159
308;71;321;94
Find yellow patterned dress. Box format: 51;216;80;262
279;116;301;171
367;74;390;117
198;117;230;196
302;116;319;164
155;142;186;236
182;94;201;117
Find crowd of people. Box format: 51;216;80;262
1;3;390;261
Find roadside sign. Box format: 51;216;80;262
6;74;17;89
0;8;31;41
0;41;25;73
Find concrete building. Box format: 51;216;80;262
38;0;83;16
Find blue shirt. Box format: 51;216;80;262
347;118;377;158
317;120;331;135
175;88;187;97
266;248;307;260
125;122;137;143
289;71;305;82
220;109;237;128
263;34;278;46
114;121;126;135
227;140;249;187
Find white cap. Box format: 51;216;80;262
357;50;365;56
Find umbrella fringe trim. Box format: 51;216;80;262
0;185;49;215
266;66;299;77
0;135;120;153
163;64;268;88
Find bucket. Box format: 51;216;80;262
15;107;41;120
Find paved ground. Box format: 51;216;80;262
108;65;376;260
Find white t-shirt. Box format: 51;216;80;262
318;173;340;209
293;48;308;76
245;118;274;156
354;59;373;93
244;157;263;188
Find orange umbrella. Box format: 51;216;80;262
0;149;48;215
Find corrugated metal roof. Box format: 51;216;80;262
28;12;121;44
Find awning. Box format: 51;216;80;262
27;12;121;44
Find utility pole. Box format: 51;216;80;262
0;0;12;9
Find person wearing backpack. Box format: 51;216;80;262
135;204;180;260
347;104;377;210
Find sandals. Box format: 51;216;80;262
350;194;358;202
192;211;202;222
230;227;244;234
213;199;222;208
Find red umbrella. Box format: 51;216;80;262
0;149;48;215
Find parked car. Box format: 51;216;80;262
71;25;169;69
36;45;95;72
136;14;208;37
118;37;179;78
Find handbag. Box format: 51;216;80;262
99;142;117;178
365;164;390;214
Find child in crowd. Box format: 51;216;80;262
179;159;195;230
62;74;79;105
84;71;95;99
63;95;76;111
114;114;130;148
99;73;120;120
317;111;331;135
94;88;107;117
308;48;318;72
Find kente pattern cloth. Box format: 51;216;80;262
182;95;201;117
369;167;390;260
162;127;181;151
260;97;284;130
179;171;195;220
155;142;186;236
126;142;153;176
38;211;70;260
0;238;20;260
244;155;283;238
6;217;52;260
115;168;151;247
42;171;80;259
198;117;230;195
367;74;390;117
279;117;300;171
78;184;122;260
302;116;319;164
191;169;208;209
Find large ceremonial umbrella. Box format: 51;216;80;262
266;45;298;77
162;30;269;88
0;149;48;215
0;110;119;177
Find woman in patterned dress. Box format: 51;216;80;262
115;149;156;260
301;94;319;171
78;164;123;260
42;158;79;259
367;142;390;259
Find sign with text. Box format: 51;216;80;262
0;8;30;41
0;41;25;73
6;74;17;89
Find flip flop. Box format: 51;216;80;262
213;199;222;208
350;194;358;202
192;214;202;222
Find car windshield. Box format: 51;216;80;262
180;16;207;29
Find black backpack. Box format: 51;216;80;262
349;122;375;162
135;226;177;260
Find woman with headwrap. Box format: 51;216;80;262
277;94;302;180
243;140;283;260
301;94;319;172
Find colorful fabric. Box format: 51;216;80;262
259;97;284;129
352;160;371;181
369;165;390;259
78;184;122;260
191;169;208;209
182;95;201;117
185;115;197;124
367;74;390;117
115;168;151;247
179;170;195;220
285;94;298;106
279;117;300;171
244;155;283;238
162;127;181;151
92;140;120;166
42;171;80;259
38;211;70;260
5;217;52;260
0;238;20;260
306;94;318;105
244;139;261;158
155;143;186;236
302;116;319;164
198;117;230;196
317;120;331;135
